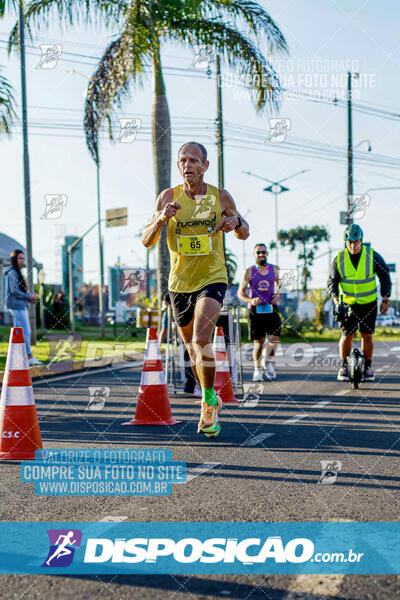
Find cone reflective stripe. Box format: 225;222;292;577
1;386;35;406
0;328;42;460
213;326;239;403
123;327;181;426
140;371;165;386
144;339;162;364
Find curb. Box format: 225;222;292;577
0;352;145;383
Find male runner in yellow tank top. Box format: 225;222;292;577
142;142;249;437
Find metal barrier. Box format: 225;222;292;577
164;304;244;394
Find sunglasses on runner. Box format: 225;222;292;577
256;251;267;255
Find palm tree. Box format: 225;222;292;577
0;66;15;133
224;248;238;285
305;288;330;334
7;0;288;300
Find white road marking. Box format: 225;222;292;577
311;400;331;408
240;433;275;447
176;462;221;483
100;516;128;522
283;414;307;424
302;346;328;354
334;389;351;396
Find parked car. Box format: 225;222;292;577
376;315;393;328
391;315;400;327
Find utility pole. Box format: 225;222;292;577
216;55;225;252
96;163;105;338
19;2;36;343
347;71;354;224
216;55;224;189
146;248;150;298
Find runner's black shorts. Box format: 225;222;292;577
248;305;282;340
341;301;377;335
169;283;227;328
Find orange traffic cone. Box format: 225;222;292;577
213;326;239;403
0;328;42;460
123;327;181;426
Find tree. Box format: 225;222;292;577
7;0;288;300
273;225;330;294
0;66;15;133
305;288;330;333
224;248;237;285
0;2;17;133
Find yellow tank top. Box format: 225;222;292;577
167;183;228;292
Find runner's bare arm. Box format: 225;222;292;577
272;265;280;304
237;267;258;305
214;190;249;239
142;189;181;247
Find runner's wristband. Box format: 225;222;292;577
235;216;242;230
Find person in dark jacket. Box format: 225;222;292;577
327;225;391;382
4;249;42;365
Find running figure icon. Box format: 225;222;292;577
45;531;77;566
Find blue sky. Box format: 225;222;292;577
0;0;399;292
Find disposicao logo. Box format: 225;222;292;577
42;529;82;567
83;536;314;565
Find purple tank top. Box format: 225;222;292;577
248;264;275;308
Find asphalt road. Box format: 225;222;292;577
1;340;400;599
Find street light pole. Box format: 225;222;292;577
67;69;105;337
274;188;279;264
243;169;311;265
68;215;124;333
347;71;354;222
216;55;225;252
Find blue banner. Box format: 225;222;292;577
20;449;186;496
1;522;400;574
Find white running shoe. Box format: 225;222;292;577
193;384;202;397
28;356;42;366
252;369;263;382
265;361;276;380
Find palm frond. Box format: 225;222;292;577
84;26;148;164
0;66;16;134
202;0;288;54
0;0;18;19
7;0;129;54
167;17;281;110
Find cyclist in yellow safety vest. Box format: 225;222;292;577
327;224;391;382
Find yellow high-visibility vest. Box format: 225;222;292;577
337;245;377;305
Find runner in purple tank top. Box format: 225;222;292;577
238;243;282;381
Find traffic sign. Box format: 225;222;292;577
106;207;128;227
340;211;351;225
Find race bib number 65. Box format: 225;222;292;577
177;234;212;256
